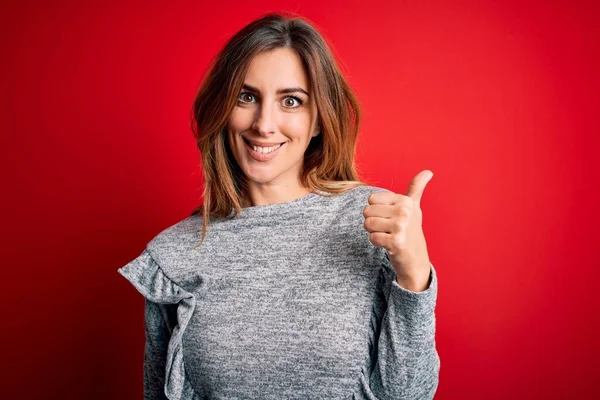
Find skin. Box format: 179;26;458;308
227;47;320;207
364;170;435;292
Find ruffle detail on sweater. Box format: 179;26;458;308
118;249;198;400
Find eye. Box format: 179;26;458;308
282;96;303;108
238;92;256;104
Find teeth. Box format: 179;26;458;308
252;143;281;153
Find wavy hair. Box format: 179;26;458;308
190;12;366;245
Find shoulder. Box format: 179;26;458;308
144;215;203;265
319;184;392;228
349;184;392;197
335;184;393;208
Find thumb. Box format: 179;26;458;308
406;170;434;206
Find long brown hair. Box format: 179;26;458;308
190;11;366;245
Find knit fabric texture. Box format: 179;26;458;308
117;184;440;399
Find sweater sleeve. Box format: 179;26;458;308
143;299;173;400
117;249;198;400
360;255;440;399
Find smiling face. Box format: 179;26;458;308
226;47;320;196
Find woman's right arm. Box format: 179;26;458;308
118;248;195;399
143;299;172;400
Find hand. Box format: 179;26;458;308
363;170;434;292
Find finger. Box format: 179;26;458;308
363;204;409;219
368;191;402;206
369;232;392;251
406;170;434;206
364;216;395;233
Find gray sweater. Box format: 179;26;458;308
118;185;440;399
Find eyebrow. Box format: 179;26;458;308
242;83;310;97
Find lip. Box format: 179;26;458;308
244;138;286;147
243;138;285;162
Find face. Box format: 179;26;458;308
226;47;320;192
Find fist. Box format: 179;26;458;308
363;170;434;292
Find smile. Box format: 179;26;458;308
243;138;285;161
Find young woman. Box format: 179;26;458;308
118;12;440;400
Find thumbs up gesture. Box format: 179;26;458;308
363;170;434;292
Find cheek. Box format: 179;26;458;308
283;114;313;139
228;107;252;132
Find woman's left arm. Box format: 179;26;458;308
361;170;441;398
361;262;440;399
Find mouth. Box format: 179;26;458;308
242;137;286;161
243;137;286;152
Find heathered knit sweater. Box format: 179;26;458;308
117;184;440;399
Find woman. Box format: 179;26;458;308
118;12;440;400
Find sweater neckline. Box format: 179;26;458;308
228;190;330;218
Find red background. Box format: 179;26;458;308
2;0;599;398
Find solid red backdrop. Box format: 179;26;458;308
1;0;598;398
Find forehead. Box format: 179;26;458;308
244;47;310;91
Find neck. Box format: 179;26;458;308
243;183;312;207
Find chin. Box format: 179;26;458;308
241;167;279;185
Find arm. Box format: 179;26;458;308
363;263;440;399
143;299;173;400
118;249;196;399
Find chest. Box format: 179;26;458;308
179;235;384;395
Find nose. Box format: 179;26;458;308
251;102;277;136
